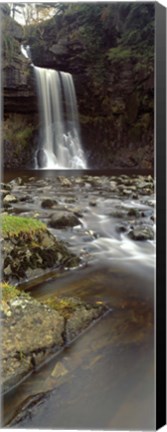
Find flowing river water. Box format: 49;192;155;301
3;170;155;429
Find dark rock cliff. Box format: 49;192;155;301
2;5;38;168
2;5;36;113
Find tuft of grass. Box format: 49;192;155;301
1;215;47;238
1;282;21;302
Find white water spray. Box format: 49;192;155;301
34;67;86;169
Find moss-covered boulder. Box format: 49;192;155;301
1;215;80;284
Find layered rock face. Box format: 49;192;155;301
2;5;38;168
3;3;154;169
2;5;36;113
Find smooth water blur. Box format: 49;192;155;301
34;67;86;169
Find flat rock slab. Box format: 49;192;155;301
2;295;107;394
2;296;64;393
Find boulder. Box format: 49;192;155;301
57;177;72;187
2;227;80;283
41;199;58;209
3;194;17;204
128;225;154;241
49;212;81;229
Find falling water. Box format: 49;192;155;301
34;67;87;169
21;45;86;169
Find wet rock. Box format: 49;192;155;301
0;189;9;199
3;264;12;276
2;294;107;395
18;195;31;202
2;229;80;283
129;185;137;192
128;225;154;241
10;177;23;186
127;208;140;218
41;199;58;209
146;175;153;182
110;181;117;191
137;181;153;191
57;177;72;187
2;296;64;393
68;207;83;218
132;193;139;199
64;197;76;204
43;296;107;343
116;225;127;234
66;303;107;342
3;194;17;204
49;212;81;229
122;189;132;196
1;182;12;191
110;210;127;219
89;199;97;207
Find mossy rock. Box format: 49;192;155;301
1;214;46;239
2;215;80;283
43;296;87;320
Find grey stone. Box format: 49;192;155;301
3;194;17;204
41;199;58;209
49;212;80;229
129;226;154;241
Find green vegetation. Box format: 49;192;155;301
1;282;26;300
2;13;22;62
1;215;46;238
1;282;20;302
43;297;83;319
3;114;35;156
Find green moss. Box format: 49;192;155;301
1;282;21;302
43;297;82;319
1;215;46;238
107;46;132;62
3;114;35;156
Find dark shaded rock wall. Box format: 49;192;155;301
2;5;38;168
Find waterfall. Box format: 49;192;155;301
21;44;87;169
34;66;87;169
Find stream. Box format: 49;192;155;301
3;170;155;429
